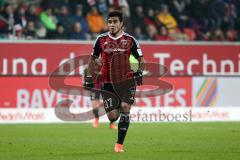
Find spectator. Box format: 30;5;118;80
209;28;225;41
0;3;21;34
225;29;238;41
9;24;24;40
236;0;240;32
183;28;196;41
68;0;90;14
24;20;36;39
40;0;65;11
170;28;189;41
190;0;210;30
51;23;68;40
0;0;239;41
87;0;97;7
131;5;146;34
146;24;160;41
17;4;28;28
108;0;130;17
156;4;178;33
56;5;73;33
39;6;57;31
157;25;174;41
132;26;147;40
35;23;47;39
144;8;157;27
221;0;238;31
86;6;106;34
190;0;225;31
69;22;87;40
71;4;89;33
213;0;226;28
97;0;108;19
121;5;132;33
26;4;41;25
142;0;165;11
167;0;191;29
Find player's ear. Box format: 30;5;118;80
120;21;123;28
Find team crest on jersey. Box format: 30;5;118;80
121;40;127;45
119;40;130;49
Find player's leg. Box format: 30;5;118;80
114;81;136;152
91;93;100;128
92;100;100;119
92;76;102;128
91;92;118;129
106;108;118;129
114;102;131;152
109;120;117;129
106;109;120;122
101;83;121;124
118;102;131;143
104;104;120;130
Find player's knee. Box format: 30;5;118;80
121;102;131;112
107;111;120;121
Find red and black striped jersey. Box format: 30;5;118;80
91;32;143;83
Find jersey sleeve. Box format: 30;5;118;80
91;36;102;58
131;37;143;59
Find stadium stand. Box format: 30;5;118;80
0;0;239;41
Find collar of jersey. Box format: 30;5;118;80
108;32;124;40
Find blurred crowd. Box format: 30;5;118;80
0;0;239;41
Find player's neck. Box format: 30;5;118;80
109;30;123;39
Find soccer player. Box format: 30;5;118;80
89;58;117;129
91;85;117;129
91;78;118;129
84;59;117;129
84;10;145;153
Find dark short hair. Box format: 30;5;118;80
108;10;123;22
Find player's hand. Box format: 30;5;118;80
133;70;143;86
83;76;94;89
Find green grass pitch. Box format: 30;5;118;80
0;122;240;160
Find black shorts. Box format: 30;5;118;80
101;80;136;112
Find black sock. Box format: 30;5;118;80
117;112;130;144
92;108;99;119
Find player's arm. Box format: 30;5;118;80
84;37;101;88
86;55;97;77
137;56;145;72
131;37;145;85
